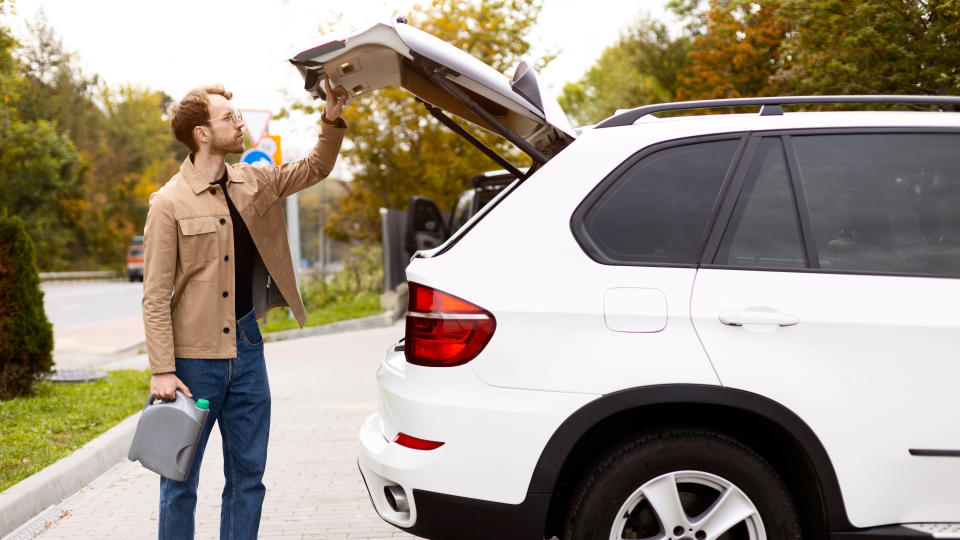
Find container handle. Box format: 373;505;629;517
145;390;184;407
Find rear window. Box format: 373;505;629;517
574;138;740;265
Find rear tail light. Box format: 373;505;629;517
405;282;496;367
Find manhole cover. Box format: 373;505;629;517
46;369;108;383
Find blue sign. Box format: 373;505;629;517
241;149;274;167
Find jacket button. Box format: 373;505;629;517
222;291;228;297
211;188;217;195
223;327;229;334
224;255;229;261
219;218;226;225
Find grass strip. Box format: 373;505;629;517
0;369;150;492
260;292;385;333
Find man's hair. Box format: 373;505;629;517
169;84;234;153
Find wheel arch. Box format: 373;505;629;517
532;384;852;538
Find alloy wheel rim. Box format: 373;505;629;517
608;470;765;540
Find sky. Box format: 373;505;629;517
6;0;673;159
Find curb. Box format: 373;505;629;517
0;310;405;537
0;412;141;538
39;271;125;282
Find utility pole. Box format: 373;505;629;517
287;193;301;287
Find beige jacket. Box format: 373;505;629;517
142;122;345;374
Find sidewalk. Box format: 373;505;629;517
10;322;417;539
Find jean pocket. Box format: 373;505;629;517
241;319;263;347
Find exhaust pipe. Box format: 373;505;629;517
384;485;409;513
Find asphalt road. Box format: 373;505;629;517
42;281;143;329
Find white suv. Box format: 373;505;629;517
292;20;960;540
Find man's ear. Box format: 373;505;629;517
193;125;208;147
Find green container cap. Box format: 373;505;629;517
196;399;209;410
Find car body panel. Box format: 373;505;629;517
692;253;960;525
359;348;596;514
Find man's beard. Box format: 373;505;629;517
212;132;244;155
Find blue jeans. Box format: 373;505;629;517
159;309;270;540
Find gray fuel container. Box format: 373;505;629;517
127;391;209;482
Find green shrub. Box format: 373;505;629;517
0;214;53;400
301;243;383;310
260;243;385;331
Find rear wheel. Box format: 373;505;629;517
564;429;801;540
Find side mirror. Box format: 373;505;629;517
405;196;448;258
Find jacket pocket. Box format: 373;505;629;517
172;280;218;350
178;216;219;263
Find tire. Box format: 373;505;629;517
564;428;801;540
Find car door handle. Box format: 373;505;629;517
719;310;799;327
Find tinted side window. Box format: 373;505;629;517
716;138;805;269
580;139;739;265
795;133;960;276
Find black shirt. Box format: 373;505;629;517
212;170;256;318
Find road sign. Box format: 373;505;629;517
257;135;282;165
241;149;274;167
240;109;272;147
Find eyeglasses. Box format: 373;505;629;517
204;107;243;126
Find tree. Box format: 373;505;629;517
0;11;85;270
0;119;83;270
674;0;790;101
16;10;105;154
559;16;691;126
3;12;182;270
0;214;54;400
98;85;183;249
0;2;18;133
293;0;545;242
778;0;960;98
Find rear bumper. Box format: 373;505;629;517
357;349;596;538
404;489;550;540
358;460;549;540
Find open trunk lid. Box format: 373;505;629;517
289;18;575;162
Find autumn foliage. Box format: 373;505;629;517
675;0;790;101
562;0;960;127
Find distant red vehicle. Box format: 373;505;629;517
126;236;144;282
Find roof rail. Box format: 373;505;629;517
595;95;960;128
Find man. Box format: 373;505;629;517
142;75;347;539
